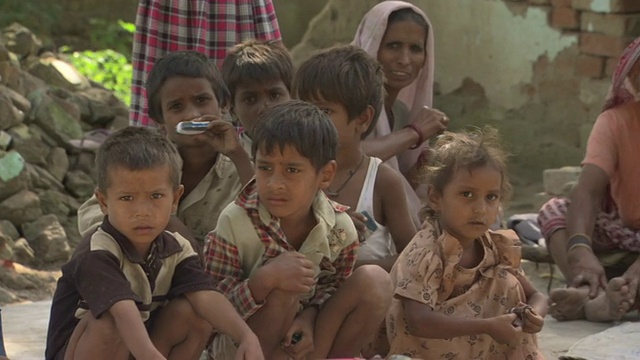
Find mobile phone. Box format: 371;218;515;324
361;210;378;232
291;332;303;345
175;121;210;135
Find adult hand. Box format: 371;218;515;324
264;252;316;294
410;106;449;141
567;246;606;298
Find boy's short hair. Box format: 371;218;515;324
293;44;385;138
251;100;337;172
146;50;230;123
96;127;182;192
221;40;293;101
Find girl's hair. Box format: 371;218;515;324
421;127;512;219
388;7;429;39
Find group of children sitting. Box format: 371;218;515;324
45;39;548;360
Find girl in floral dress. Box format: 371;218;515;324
386;129;547;359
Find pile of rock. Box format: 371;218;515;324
0;23;128;275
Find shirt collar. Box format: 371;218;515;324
99;216;183;264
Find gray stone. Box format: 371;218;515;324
64;170;95;199
1;23;41;58
0;44;9;62
0;89;23;131
21;214;71;263
79;87;127;127
0;84;31;114
37;189;80;218
0;286;18;304
0;130;10;150
6;124;49;165
0;151;28;202
45;147;69;182
0;220;19;241
27;56;90;92
0;189;42;226
61;216;82;247
67;151;96;179
25;163;65;192
0;231;14;261
543;166;582;196
27;89;83;149
0;267;37;290
12;237;35;264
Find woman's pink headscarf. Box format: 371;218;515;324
352;0;435;175
603;36;640;111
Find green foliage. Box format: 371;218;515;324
86;19;135;58
60;20;136;106
0;0;61;36
65;49;133;106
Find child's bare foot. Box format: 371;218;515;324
548;287;589;321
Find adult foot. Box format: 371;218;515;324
548;287;588;321
584;277;631;321
606;277;632;320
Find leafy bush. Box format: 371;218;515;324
60;20;135;105
66;49;133;105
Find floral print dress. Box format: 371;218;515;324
386;219;542;360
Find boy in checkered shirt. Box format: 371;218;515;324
204;101;392;360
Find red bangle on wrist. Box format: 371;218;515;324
404;124;424;149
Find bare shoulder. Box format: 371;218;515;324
374;162;406;193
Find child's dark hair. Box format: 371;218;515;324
422;127;511;219
222;40;293;102
96;127;181;192
293;44;384;139
388;7;429;39
251;100;337;172
146;50;230;123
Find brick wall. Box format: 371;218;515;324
525;0;640;79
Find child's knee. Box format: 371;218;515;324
85;312;122;344
351;265;393;305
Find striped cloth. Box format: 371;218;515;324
130;0;282;127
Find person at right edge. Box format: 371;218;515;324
538;37;640;322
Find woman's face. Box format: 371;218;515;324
377;19;427;94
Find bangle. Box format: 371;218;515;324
404;124;424;149
566;233;592;252
568;243;593;254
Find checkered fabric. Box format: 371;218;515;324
130;0;281;127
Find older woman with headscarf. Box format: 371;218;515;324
353;1;449;187
538;37;640;322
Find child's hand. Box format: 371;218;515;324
193;115;242;155
522;306;544;334
487;313;522;346
264;252;316;293
235;332;264;360
281;308;316;359
347;211;367;242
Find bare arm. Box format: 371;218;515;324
226;146;254;186
355;165;417;272
401;297;520;344
566;164;609;242
565;164;610;294
185;290;256;342
362;128;419;162
109;300;165;360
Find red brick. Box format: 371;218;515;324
576;54;605;78
551;0;572;7
581;12;640;37
605;56;620;77
551;7;580;29
572;0;640;13
580;33;634;57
